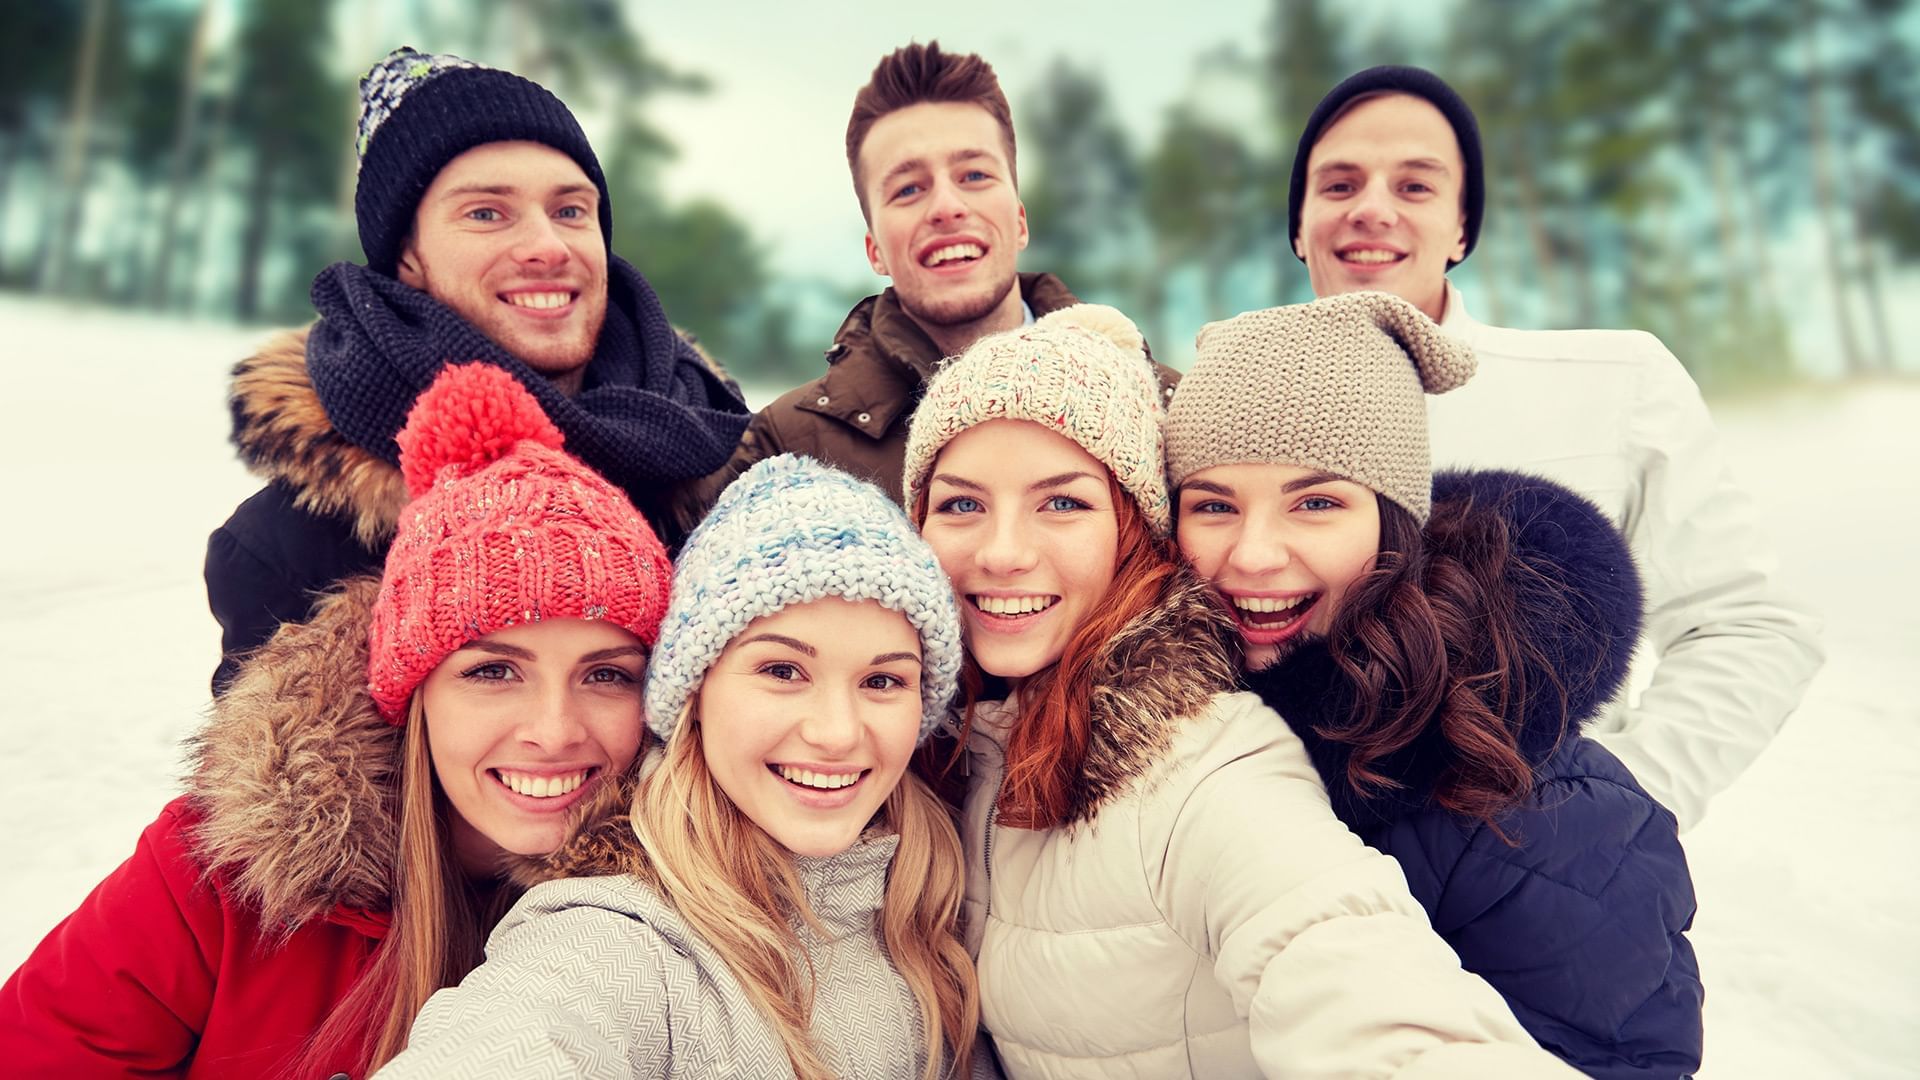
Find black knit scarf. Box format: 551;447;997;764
306;257;749;500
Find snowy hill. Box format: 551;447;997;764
1;294;1914;1076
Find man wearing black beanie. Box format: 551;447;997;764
202;47;752;693
1286;65;1824;832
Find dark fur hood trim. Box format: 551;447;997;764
185;576;632;932
228;326;409;547
1245;470;1644;829
1059;564;1240;825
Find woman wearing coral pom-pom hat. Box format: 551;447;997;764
904;304;1581;1078
0;364;672;1079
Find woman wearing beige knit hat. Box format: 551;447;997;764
1167;290;1704;1076
904;303;1574;1078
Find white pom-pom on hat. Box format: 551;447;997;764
1036;303;1147;358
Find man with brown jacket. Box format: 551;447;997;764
686;42;1175;517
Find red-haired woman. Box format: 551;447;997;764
1168;292;1702;1078
903;304;1576;1078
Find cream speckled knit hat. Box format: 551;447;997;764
902;304;1171;534
1165;291;1475;524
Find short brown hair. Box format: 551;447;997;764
846;41;1017;221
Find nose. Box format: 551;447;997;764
1347;178;1398;230
796;686;862;759
511;213;572;270
1223;518;1294;578
977;510;1038;576
925;176;969;228
519;684;590;751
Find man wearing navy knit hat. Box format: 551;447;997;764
1286;64;1824;830
203;48;750;693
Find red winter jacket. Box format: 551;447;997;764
0;797;386;1078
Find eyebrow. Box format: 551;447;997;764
435;182;598;201
1180;471;1349;497
581;645;647;663
929;470;1103;494
736;633;816;656
877;147;997;191
456;641;645;663
1312;158;1452;178
871;652;923;667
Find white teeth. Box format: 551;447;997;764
973;595;1056;615
777;765;861;790
505;291;572;309
1231;595;1310;614
1340;249;1401;264
497;769;588;797
923;242;984;266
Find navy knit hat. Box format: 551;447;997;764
354;47;613;276
1287;65;1484;267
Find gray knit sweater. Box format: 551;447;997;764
373;835;936;1079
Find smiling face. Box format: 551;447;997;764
1294;93;1467;322
696;597;924;859
1176;463;1382;671
919;420;1120;684
859;101;1030;353
398;140;608;379
419;618;647;874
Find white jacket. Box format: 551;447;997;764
1431;283;1824;829
959;574;1576;1079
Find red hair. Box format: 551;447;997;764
919;471;1177;830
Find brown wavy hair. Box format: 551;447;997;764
919;469;1177;829
1319;492;1578;838
845;41;1017;220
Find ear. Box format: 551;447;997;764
1014;200;1030;254
865;231;889;277
1449;211;1467;263
1292;233;1305;261
396;238;426;289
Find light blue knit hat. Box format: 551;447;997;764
645;455;964;743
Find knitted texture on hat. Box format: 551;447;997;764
368;364;672;721
901;304;1171;534
353;46;611;275
644;455;963;744
1165;291;1476;525
1288;65;1485;267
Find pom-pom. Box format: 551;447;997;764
1037;303;1146;358
397;363;565;497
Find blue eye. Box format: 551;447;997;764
936;495;982;515
962;169;990;182
467;208;501;221
893;182;922;200
1298;495;1340;512
1188;499;1235;515
555;205;586;219
1044;495;1089;512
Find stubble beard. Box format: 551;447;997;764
898;270;1019;336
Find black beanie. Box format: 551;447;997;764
353;48;613;277
1287;65;1484;267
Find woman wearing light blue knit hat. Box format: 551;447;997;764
379;455;983;1080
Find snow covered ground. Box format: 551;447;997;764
1;293;1915;1076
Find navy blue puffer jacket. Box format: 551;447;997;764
1244;470;1703;1078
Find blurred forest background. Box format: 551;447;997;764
2;0;1915;390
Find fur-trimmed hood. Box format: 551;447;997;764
229;327;410;547
973;564;1239;826
184;575;638;933
1244;469;1644;830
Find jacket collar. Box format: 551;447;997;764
971;566;1239;826
228;326;410;547
798;273;1081;438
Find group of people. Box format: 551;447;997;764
0;39;1821;1080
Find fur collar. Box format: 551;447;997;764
978;565;1239;826
1243;469;1644;831
228;327;409;547
184;576;632;933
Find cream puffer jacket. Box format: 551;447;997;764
958;571;1579;1079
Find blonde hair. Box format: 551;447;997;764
290;695;516;1077
631;701;977;1080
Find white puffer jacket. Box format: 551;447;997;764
958;572;1578;1079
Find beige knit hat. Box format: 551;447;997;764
902;304;1171;534
1165;291;1475;524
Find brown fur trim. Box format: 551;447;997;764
229;327;409;546
1065;566;1239;825
185;577;400;932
